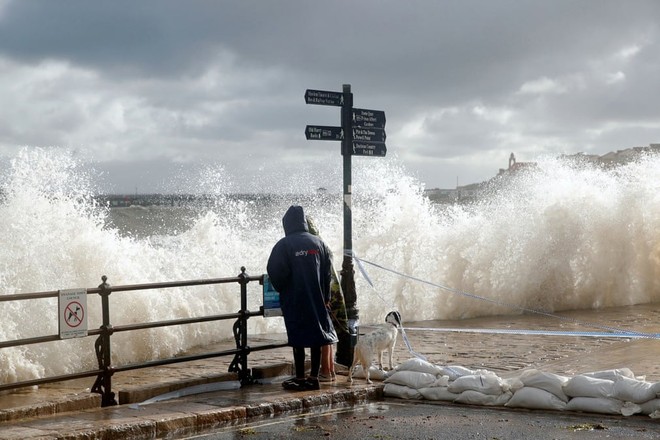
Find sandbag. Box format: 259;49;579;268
380;360;655;418
501;376;525;394
563;375;614;398
454;390;512;406
638;398;660;416
418;386;460;401
350;365;389;381
582;368;635;381
518;369;569;402
505;387;567;411
385;371;437;389
395;358;444;375
440;365;475;381
565;397;623;415
610;375;660;404
621;401;642;417
383;383;422;400
447;373;504;395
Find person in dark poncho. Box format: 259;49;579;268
267;205;338;391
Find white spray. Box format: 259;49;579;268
2;147;660;384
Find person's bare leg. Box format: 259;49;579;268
320;345;330;375
320;344;334;381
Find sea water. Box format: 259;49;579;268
2;147;660;384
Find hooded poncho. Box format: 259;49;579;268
266;205;338;347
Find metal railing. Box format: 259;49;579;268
0;267;288;406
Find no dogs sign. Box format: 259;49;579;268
58;288;88;339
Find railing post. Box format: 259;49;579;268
91;275;117;406
229;267;253;385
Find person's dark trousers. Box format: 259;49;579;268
292;346;322;378
292;346;305;378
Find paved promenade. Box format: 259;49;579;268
1;308;659;439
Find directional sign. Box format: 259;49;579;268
305;89;344;106
353;127;386;143
305;125;344;141
353;108;386;129
353;141;387;157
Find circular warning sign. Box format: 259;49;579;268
64;300;85;328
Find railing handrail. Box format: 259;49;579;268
0;274;262;349
0;274;263;301
0;269;287;405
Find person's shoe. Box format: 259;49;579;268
282;378;306;391
318;373;333;383
331;371;337;381
304;377;320;390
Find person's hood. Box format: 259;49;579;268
282;205;308;236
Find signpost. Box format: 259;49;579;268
305;125;344;141
353;141;387;157
304;84;387;366
353;127;386;143
353;108;386;129
305;89;344;106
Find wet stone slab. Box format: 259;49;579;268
1;304;660;439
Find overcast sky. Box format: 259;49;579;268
1;1;659;194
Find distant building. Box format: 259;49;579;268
559;152;600;165
424;182;486;203
424;188;454;202
497;152;538;176
559;143;660;168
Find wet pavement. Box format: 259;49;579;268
1;305;660;439
0;341;385;440
190;400;660;440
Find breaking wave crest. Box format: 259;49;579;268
2;147;660;383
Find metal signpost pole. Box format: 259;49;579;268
337;84;358;366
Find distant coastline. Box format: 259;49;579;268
94;192;334;208
425;143;660;203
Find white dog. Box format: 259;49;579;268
348;311;402;384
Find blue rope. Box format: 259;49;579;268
403;327;660;339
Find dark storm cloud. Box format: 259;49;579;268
0;1;222;76
2;1;652;87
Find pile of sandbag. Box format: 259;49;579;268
381;358;660;418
